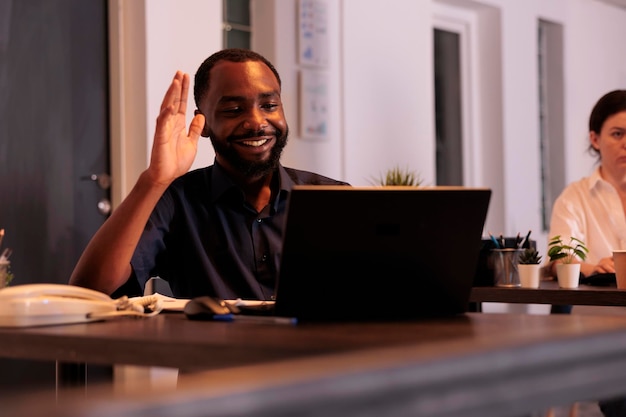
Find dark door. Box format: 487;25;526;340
0;0;109;392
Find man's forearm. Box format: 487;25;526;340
69;170;170;294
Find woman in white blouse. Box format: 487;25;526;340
548;89;626;417
548;90;626;278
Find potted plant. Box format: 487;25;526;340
372;166;422;186
547;235;589;288
517;247;542;288
0;261;12;289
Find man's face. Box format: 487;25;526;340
198;60;288;178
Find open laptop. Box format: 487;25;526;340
272;185;492;321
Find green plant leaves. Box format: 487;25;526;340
547;235;589;263
519;247;542;264
371;166;422;186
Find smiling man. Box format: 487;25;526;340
70;49;347;300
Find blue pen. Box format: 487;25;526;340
213;313;297;325
489;232;500;248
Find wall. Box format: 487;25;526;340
113;0;626;256
110;0;221;205
144;0;222;171
250;0;626;253
565;0;626;178
474;0;626;252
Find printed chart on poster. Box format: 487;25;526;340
299;70;329;141
298;0;329;140
298;0;328;68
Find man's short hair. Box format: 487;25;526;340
193;48;282;107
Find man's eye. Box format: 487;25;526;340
221;107;242;114
262;103;279;111
612;131;624;139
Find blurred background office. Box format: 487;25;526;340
1;0;626;392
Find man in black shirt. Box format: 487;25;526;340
70;49;346;299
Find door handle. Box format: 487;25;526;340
81;173;111;190
97;198;112;216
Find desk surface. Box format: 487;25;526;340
5;312;626;417
470;280;626;306
1;311;626;370
1;311;617;370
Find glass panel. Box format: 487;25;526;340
224;28;250;49
225;0;250;26
538;20;565;232
434;29;463;186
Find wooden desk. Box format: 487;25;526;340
470;280;626;306
5;313;626;416
0;311;593;370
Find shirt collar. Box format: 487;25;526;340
209;161;294;207
588;166;605;191
277;164;296;192
210;161;237;203
272;164;296;211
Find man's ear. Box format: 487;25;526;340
195;109;210;137
590;131;601;151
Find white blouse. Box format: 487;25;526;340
549;167;626;266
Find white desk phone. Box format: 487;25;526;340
0;283;163;327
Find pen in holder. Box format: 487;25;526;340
473;236;537;287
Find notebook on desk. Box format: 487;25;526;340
272;185;492;321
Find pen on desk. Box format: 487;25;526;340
499;234;505;248
213;314;297;325
520;230;532;248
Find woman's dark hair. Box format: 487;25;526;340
193;48;281;107
588;90;626;156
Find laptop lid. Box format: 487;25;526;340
274;186;491;321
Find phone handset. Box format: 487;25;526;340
0;283;112;302
0;283;163;327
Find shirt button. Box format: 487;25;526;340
261;254;268;262
257;218;262;223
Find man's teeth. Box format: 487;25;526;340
242;138;269;147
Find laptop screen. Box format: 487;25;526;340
274;186;491;321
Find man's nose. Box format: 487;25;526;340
242;108;268;131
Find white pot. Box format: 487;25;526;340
518;264;541;288
556;263;580;289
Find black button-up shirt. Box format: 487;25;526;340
130;162;347;300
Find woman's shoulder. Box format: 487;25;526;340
555;170;603;205
561;169;600;193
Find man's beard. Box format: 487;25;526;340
210;126;289;178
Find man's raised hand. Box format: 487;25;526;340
148;71;205;186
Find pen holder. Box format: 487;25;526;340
490;249;523;288
473;238;536;286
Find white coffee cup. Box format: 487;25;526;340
613;250;626;289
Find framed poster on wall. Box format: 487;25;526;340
298;0;328;68
299;69;329;141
